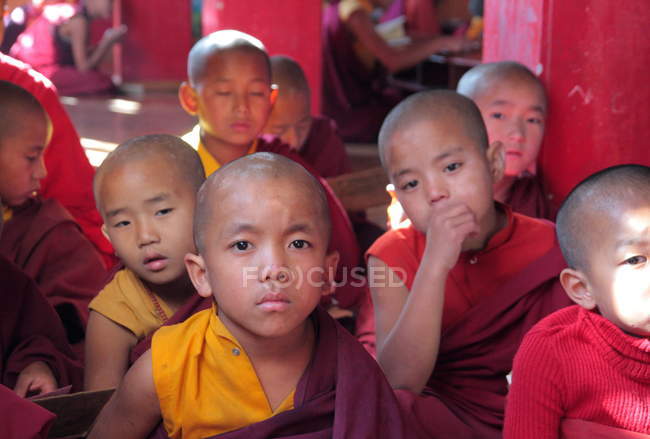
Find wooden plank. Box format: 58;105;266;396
32;388;115;438
327;167;390;211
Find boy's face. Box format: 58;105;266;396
386;116;502;251
263;90;312;151
98;157;196;286
579;201;650;336
183;48;274;148
0;111;48;207
473;77;546;177
189;177;338;341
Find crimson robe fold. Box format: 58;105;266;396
297;115;350;179
0;384;55;439
0;255;83;391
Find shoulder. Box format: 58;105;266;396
367;223;422;260
511;210;557;243
519;305;583;354
153;308;212;350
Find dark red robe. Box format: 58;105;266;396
0;52;116;268
144;306;411;439
505;173;552;220
395;247;572;438
0;255;83;391
298;115;350;179
0;384;55;439
0;198;107;343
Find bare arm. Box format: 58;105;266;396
65;17;126;72
373;201;478;393
346;9;474;73
87;350;161;439
84;311;138;390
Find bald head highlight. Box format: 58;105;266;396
187;29;270;86
270;55;311;101
378;89;489;168
194;152;330;254
94;134;205;210
0;80;48;144
557;164;650;271
457;61;546;106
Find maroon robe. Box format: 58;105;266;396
505;174;552;220
395;247;572;438
298;115;350;179
0;384;55;439
322;0;403;142
0;198;107;342
0;52;116;268
145;306;411;439
0;255;83;391
560;419;650;439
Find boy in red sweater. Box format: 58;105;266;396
504;164;650;438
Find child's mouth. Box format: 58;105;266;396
143;255;168;272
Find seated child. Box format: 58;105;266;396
362;90;571;437
1;193;82;396
0;80;107;345
504;164;650;438
88;152;409;439
262;55;350;179
457;61;552;219
85;134;204;391
178;29;362;311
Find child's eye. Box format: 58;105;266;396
289;239;310;249
26;155;37;162
215;91;231;96
623;255;647;265
113;220;130;228
444;162;462;172
155;208;173;216
527;117;544;125
490;112;505;120
250;91;266;97
400;180;418;191
232;241;251;251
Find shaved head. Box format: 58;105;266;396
0;80;48;145
270;55;310;100
187;29;270;87
457;61;546;107
378;89;489;168
94;134;205;209
194;152;330;253
557;164;650;270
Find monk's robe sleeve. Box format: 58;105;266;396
0;257;83;391
0;384;55;439
504;326;564;438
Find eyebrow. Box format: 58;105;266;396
391;146;464;180
616;237;650;248
490;99;546;114
105;193;169;218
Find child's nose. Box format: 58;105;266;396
233;93;250;114
427;180;449;204
34;157;48;180
136;220;160;247
508;119;526;143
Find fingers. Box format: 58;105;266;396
13;377;29;398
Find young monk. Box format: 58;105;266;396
457;61;552;219
262;55;350;179
85;134;204;391
0;80;107;346
505;164;650;438
178;29;361;312
362;90;571;437
88;152;408;439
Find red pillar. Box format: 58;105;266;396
484;1;650;210
202;0;322;113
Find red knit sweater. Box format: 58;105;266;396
504;305;650;438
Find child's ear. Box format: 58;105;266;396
179;82;199;116
321;250;340;296
185;253;212;298
560;268;596;310
486;140;505;184
101;224;111;243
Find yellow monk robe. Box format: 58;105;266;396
2;207;12;223
182;125;257;176
152;304;294;439
89;269;173;339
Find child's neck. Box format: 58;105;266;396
200;129;254;166
493;175;517;204
145;275;194;313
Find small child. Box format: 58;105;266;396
364;90;570;437
0;80;107;346
457;61;551;219
504;164;650;438
178;29;361;311
262;55;350;179
88;152;408;439
84;134;204;391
